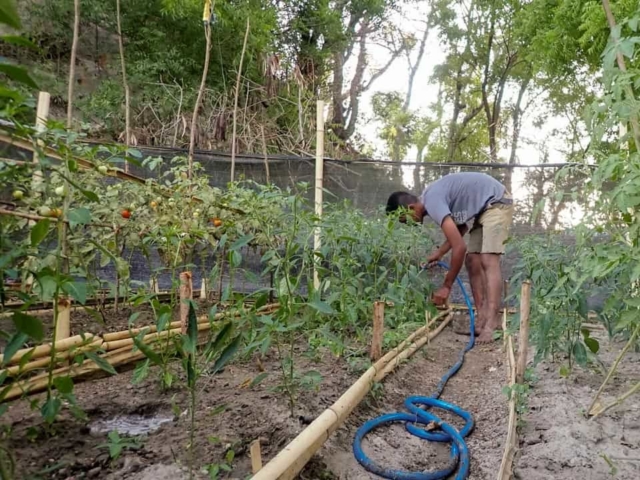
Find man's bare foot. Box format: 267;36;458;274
476;328;497;344
474;313;486;336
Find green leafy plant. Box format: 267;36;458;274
96;430;143;462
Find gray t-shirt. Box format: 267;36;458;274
420;172;506;226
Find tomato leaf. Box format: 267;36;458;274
584;337;600;354
31;219;50;247
84;351;117;375
53;376;73;395
230;234;254;250
132;335;163;365
210;336;241;374
0;0;21;29
0;62;38;88
2;332;27;365
12;312;44;341
308;299;335;315
62;281;87;305
67;207;91;228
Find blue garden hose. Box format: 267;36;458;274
352;261;476;480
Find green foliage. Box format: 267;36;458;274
97;430;143;462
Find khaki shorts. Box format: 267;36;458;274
467;193;514;254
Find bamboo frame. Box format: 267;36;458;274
497;299;517;480
252;310;452;480
6;333;98;365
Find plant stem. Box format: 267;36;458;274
588;323;640;416
230;18;251;182
189;384;196;480
592;380;640;419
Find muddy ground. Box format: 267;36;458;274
3;312;638;480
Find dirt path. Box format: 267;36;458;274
312;326;509;480
516;333;640;480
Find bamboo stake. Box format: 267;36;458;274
31;91;50;200
187;1;214;180
200;278;207;300
588;323;640;416
230;18;250;183
516;281;531;384
370;301;384;361
260;124;270;183
67;0;80;128
313;100;325;291
251;310;451;480
5;334;98;366
250;439;263;474
179;271;193;334
115;0;131;173
55;297;71;341
497;304;518;480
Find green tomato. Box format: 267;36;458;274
54;186;66;196
98;165;108;174
12;190;24;200
38;206;51;217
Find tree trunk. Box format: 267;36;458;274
505;74;531;192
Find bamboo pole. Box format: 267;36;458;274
251;310;451;480
230;18;250;183
498;298;518;480
179;271;193;334
31;91;50;199
67;0;80;128
370;301;384;361
115;0;131;173
187;1;214;180
0;338;103;378
313;100;324;291
200;278;207;300
251;439;263;474
5;334;98;366
516;281;531;384
55;297;71;341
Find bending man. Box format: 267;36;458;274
386;172;514;343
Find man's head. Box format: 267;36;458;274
386;191;425;224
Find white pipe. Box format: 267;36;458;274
313;100;324;291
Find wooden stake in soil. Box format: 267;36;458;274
179;271;193;334
55;297;71;341
67;0;80;128
516;280;531;384
370;301;385;361
250;439;263;474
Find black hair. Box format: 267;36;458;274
386;191;418;215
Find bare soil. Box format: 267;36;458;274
7;312;636;480
515;332;640;480
3;311;510;480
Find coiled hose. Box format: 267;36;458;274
352;261;476;480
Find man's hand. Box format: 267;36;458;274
432;286;451;307
420;251;442;269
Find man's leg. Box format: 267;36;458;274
476;253;502;343
465;253;486;334
465;226;487;334
475;202;513;344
